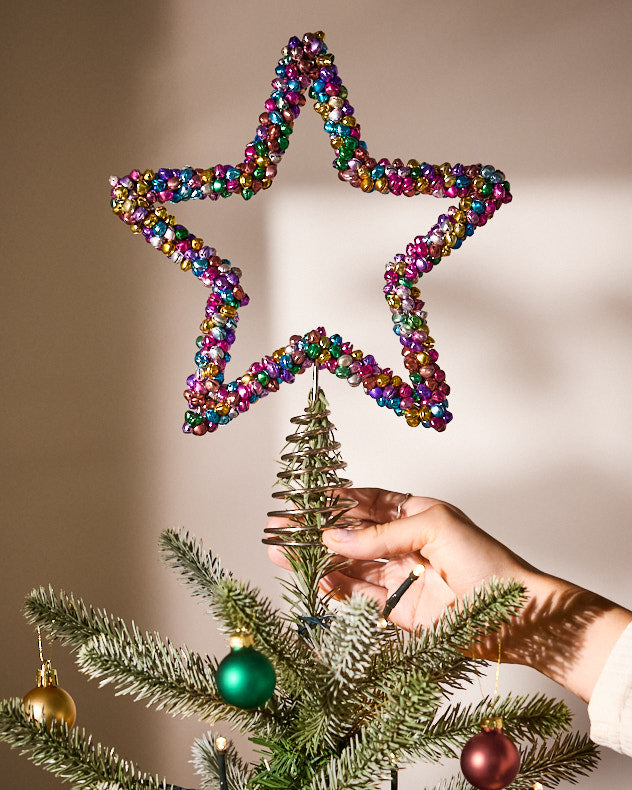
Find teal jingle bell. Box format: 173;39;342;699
216;631;276;709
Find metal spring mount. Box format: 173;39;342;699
262;365;360;548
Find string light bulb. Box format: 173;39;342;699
215;734;228;790
389;752;398;790
382;563;425;619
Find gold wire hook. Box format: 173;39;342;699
468;624;502;700
37;622;56;664
493;632;502;698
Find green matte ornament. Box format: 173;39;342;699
216;632;276;709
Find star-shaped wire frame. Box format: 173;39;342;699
110;31;511;436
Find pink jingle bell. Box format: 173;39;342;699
460;717;520;790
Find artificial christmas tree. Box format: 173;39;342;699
0;383;598;789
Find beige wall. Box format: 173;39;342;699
2;2;631;788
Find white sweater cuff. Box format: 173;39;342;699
588;620;632;756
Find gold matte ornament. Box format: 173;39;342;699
23;660;76;731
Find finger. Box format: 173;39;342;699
323;502;465;564
265;491;440;544
342;488;442;523
266;542;352;571
332;553;425;589
266;534;353;570
323;501;523;598
267;543;292;569
268;543;415;588
329;559;387;586
320;565;430;632
265;517;318;568
319;570;388;609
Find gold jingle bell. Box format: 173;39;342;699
23;660;76;731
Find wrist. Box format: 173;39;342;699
520;571;632;702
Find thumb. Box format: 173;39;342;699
322;504;446;560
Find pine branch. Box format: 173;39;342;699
508;731;600;788
278;546;334;625
191;732;251;790
368;579;526;696
306;668;441;790
319;595;384;684
160;529;227;605
250;735;331;790
485;693;572;744
24;573;308;706
413;693;572;762
77;630;276;732
368;630;474;702
160;530;312;699
209;576;313;698
24;586;130;652
423;725;599;790
424;777;470;790
305;731;392;790
289;595;385;752
427;578;527;651
0;697;182;790
298;586;532;790
25;586;278;731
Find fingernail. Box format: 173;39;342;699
325;528;353;542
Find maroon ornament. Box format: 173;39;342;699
460;718;520;790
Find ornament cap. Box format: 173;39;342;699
36;660;58;688
229;630;255;649
482;716;504;731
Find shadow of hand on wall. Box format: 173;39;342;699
476;585;616;697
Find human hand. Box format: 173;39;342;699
320;488;539;658
268;488;536;657
266;487;632;702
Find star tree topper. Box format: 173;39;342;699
109;31;512;436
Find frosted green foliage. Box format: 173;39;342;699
0;697;172;790
0;388;599;789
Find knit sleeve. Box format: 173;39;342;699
588;620;632;756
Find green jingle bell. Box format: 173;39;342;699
216;631;276;709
